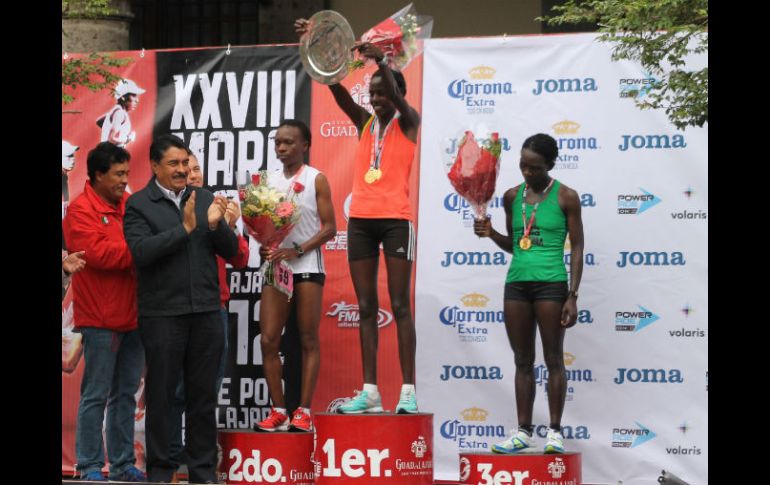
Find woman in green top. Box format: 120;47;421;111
474;133;584;455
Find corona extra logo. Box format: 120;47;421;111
460;293;490;308
552;120;580;135
563;352;576;365
469;66;496;80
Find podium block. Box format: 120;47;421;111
314;413;434;484
218;430;315;484
459;452;582;485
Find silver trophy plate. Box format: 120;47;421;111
299;10;355;85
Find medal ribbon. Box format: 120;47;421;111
520;179;555;240
369;112;400;171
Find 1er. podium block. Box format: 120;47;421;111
314;413;434;484
218;430;315;485
459;451;582;485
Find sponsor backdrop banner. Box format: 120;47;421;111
416;34;707;485
63;34;706;485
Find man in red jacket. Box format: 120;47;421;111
62;142;147;482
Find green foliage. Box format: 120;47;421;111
62;0;131;104
62;53;132;104
539;0;708;130
62;0;116;19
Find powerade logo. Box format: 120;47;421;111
619;71;658;99
326;301;393;329
617;190;662;215
447;66;515;115
551;120;599;169
439;407;506;450
535;355;594;401
615;305;660;332
439;293;503;344
614;368;684;384
532;77;598;95
616;251;686;267
440;365;503;381
618;134;687;151
443;193;505;227
612;422;657;448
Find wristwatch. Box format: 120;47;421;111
567;290;578;299
293;242;305;257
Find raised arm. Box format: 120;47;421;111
356;42;421;142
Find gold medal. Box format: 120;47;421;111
364;168;382;184
519;236;532;250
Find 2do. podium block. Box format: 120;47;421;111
459;451;582;485
314;413;434;484
218;430;315;485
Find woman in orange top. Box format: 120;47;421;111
296;19;421;414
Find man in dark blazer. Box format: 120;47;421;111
124;134;238;484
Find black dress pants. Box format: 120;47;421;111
139;311;223;484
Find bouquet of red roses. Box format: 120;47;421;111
238;171;304;297
348;3;433;72
446;131;503;220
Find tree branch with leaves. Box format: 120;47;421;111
62;0;133;104
539;0;707;130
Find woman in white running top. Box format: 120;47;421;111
255;119;336;433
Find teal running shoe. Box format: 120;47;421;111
337;390;383;414
395;389;418;414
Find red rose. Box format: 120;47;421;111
238;189;247;201
293;182;305;193
251;174;261;185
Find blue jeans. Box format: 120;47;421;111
169;307;229;467
75;327;144;477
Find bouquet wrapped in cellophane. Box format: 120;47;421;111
349;3;433;72
238;171;303;298
445;130;503;220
